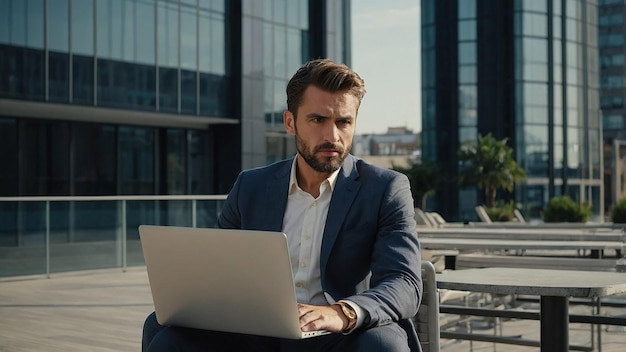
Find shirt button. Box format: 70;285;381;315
304;235;311;241
295;282;304;288
300;262;307;268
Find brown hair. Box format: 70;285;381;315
286;58;366;116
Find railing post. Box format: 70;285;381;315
192;200;197;228
122;200;127;272
45;201;50;278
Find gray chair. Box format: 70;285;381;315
513;208;526;223
415;208;436;227
474;205;492;223
414;260;440;352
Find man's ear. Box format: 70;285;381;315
283;110;296;136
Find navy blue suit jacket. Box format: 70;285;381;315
217;154;423;350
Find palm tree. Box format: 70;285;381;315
457;133;527;208
392;158;440;209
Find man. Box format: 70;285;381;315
142;58;422;351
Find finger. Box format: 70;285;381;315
297;304;314;317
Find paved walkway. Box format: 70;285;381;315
1;267;625;351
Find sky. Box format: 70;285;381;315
351;0;422;135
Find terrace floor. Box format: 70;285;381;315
1;267;625;351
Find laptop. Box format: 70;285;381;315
138;225;330;339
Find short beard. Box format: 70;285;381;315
295;135;349;173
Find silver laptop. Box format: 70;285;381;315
138;225;329;339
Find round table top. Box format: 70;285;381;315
436;267;626;297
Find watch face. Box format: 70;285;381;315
341;303;356;319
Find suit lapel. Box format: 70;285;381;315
320;155;361;271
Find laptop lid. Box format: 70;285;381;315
138;225;325;339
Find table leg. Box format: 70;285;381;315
540;296;569;352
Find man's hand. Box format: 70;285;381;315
297;303;348;333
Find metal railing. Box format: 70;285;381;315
0;195;227;278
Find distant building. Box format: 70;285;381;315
0;0;352;269
598;0;626;212
422;0;602;222
0;0;351;197
353;127;420;169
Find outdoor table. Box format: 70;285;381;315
420;237;624;258
436;267;626;352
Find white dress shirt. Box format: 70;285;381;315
282;157;364;331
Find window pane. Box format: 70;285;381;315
73;55;94;105
0;119;18;196
524;83;548;106
181;70;197;114
0;45;45;100
180;7;197;70
119;127;155;195
523;63;548;81
21;120;70;195
159;67;178;112
199;11;226;74
523;37;547;63
71;0;94;55
48;0;69;51
458;0;476;19
458;20;476;41
603;114;624;130
523;12;547;37
136;0;156;65
459;65;476;84
49;52;69;102
458;42;476;64
72;124;116;195
158;1;178;67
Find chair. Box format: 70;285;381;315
414;260;440;352
428;212;447;227
474;205;492;223
513;209;526;223
415;208;436;227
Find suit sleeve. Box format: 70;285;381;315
347;173;422;328
217;172;244;229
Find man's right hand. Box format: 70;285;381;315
297;303;348;333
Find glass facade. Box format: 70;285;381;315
599;0;626;211
0;0;229;115
0;0;352;277
240;0;350;166
0;0;228;197
422;0;603;221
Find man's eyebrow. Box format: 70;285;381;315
305;113;355;120
305;112;328;119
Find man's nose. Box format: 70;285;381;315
323;123;340;142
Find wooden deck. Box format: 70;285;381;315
0;268;153;352
1;267;625;352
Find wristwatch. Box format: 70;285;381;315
335;301;357;331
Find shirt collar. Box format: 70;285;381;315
288;156;340;194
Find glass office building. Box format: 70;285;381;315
0;0;351;197
598;0;626;211
0;0;351;276
422;0;602;221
